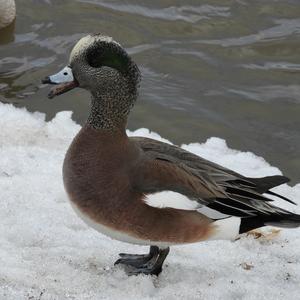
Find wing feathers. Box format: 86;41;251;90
266;190;296;205
132;137;294;219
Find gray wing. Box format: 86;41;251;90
131;136;293;218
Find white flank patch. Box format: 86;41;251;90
208;217;241;241
146;191;229;219
145;191;199;210
146;192;239;241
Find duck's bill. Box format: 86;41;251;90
42;66;78;99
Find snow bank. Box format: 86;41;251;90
0;102;299;300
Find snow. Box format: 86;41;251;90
0;102;299;300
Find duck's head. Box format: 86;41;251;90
42;34;141;129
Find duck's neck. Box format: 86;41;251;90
86;95;129;134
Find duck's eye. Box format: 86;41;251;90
63;72;68;75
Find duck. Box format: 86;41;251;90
0;0;16;30
42;34;300;276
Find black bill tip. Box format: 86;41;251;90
41;76;52;84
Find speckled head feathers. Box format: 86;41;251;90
69;33;140;90
70;34;119;63
68;34;141;130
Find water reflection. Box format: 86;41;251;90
228;85;300;103
77;1;231;23
198;18;300;47
0;20;15;45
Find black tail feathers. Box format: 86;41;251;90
248;175;290;193
247;175;296;205
239;212;300;234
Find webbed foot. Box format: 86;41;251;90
114;246;159;268
115;246;170;276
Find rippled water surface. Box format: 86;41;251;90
0;0;300;182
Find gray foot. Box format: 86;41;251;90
114;246;159;268
115;246;170;276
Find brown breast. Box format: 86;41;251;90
63;124;213;244
63;124;138;221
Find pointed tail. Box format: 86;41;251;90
247;175;296;205
239;212;300;234
248;175;290;193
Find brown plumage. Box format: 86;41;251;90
63;126;214;245
43;34;299;276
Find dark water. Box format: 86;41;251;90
0;0;299;183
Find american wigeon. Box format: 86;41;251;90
42;34;300;276
0;0;15;30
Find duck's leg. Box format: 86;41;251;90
114;246;159;267
123;247;170;276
